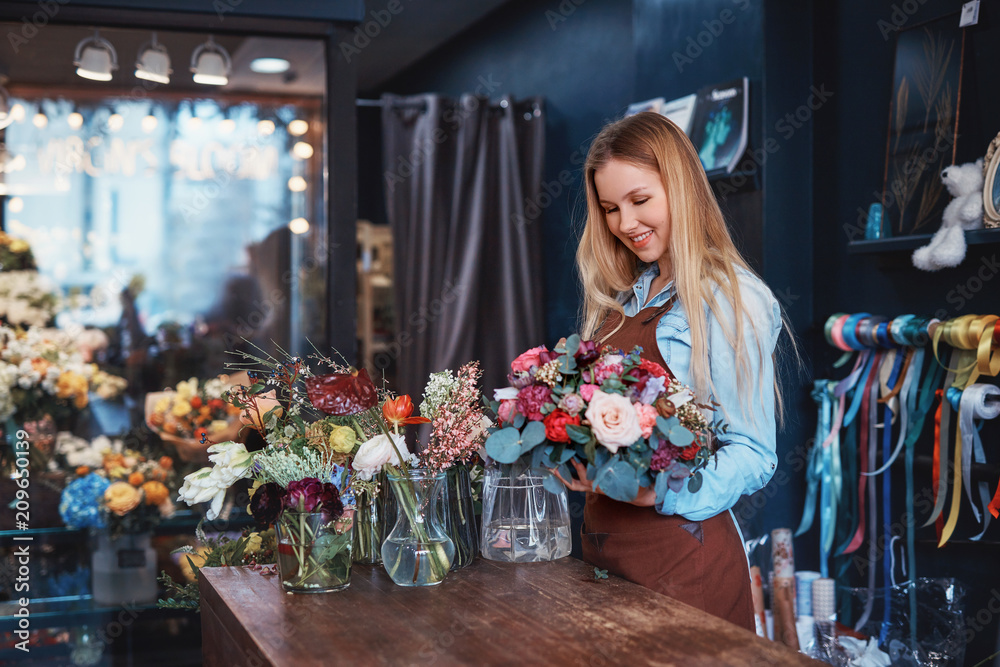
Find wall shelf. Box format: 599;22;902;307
847;228;1000;254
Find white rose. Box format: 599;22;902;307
584;390;643;454
353;433;409;479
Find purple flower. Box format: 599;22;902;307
574;340;600;366
285;477;324;512
636;375;667;405
249;482;286;527
318;482;344;520
557;392;586;417
649;438;679;472
508;371;535;389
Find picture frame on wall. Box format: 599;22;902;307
881;13;965;237
983;132;1000;228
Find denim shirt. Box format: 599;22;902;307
624;264;782;522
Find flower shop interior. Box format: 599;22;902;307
2;0;1000;665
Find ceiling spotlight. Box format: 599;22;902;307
287;119;308;136
74;29;118;82
187;116;203;130
32;112;47;129
135;32;171;85
190;35;231;86
219;118;235;134
107;113;124;131
249;57;290;74
9;104;24;122
8;197;23;213
292;141;314;159
67;112;84;129
288;217;309;235
257;119;274;136
141;114;157;133
288;176;307;192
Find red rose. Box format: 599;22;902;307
190;396;203;409
639;359;670;379
543;409;580;443
208;398;225;411
678;444;699;461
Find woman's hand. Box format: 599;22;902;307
551;458;658;507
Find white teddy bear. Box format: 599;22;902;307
912;158;984;271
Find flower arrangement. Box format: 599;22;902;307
485;335;724;503
0;232;38;272
0;325;127;425
418;361;490;470
59;441;176;537
146;376;242;442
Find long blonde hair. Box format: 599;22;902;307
576;112;786;422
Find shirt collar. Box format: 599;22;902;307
631;264;673;305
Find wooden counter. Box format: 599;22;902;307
200;558;819;666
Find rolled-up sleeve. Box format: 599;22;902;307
657;275;781;521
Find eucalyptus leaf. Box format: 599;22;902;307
687;470;703;493
565;334;581;355
542;472;566;494
593;459;640;502
521;420;547;448
654;472;669;505
513;413;526;429
485;427;522;464
566;424;591;445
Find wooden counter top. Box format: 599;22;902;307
199;558;819;666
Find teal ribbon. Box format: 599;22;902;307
797;381;829;540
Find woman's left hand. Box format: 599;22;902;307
551;458;658;507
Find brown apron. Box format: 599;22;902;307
582;304;756;632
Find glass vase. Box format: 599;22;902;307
352;473;385;565
381;468;455;586
479;460;572;563
91;531;158;606
441;464;478;570
275;511;353;593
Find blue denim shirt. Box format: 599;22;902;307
623;264;781;521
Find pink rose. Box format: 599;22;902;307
594;361;624;384
579;383;599;402
517;385;552;421
511;346;548;374
636;403;658;439
498;399;517;424
584;390;643;454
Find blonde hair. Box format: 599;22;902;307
576;112;787;423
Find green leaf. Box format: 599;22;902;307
513;413;526;429
521;421;547;448
593;567;608;580
594;459;640;502
558;354;578;374
566;424;591;445
565;334;581;355
687;470;703;493
543;471;566;494
485;427;522;464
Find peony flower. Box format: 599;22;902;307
248;482;286;526
328;425;357;453
353;433;409;480
285;477;324;512
142;480;169;506
584;390;643;454
557;393;586;417
543;409;580;443
579;383;599;402
594;360;624;384
636;403;659;439
497;399;517;424
516;385;552;421
511;345;548;374
104;481;141;516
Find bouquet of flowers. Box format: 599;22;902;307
59;441;176;537
485;335;724;503
0;325;128;425
146;376;242;443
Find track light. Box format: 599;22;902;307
135;32;171;85
74;29;118;82
190;36;230;86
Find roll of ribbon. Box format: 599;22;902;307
831;314;852;351
857;316;887;349
875;321;893;348
891;315;915;346
959;384;1000;540
825;313;848;347
842;313;871;351
812;578;836;621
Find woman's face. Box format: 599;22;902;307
593;159;670;265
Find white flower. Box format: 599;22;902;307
353;433;409;480
207;441;253;470
177;467;229;520
493;387;519;400
584;389;643;454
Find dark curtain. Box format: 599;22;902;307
381;93;545;399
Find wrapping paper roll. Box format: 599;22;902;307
795;570;821;619
771;528;795;578
750;566;766;637
772;577;800;649
812;577;837;621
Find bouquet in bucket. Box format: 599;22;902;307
485;334;725;503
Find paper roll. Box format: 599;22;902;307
812;577;836;621
795;570;821;619
771;528;795;578
749;566;766;637
772;577;800;649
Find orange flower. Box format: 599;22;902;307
75;466;90;476
149;467;167;482
382;395;431;428
128;472;145;487
159;456;173;470
104;482;141;515
142;481;169;506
